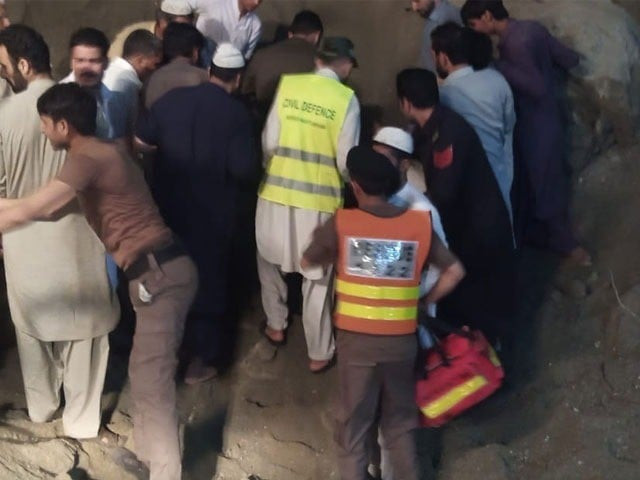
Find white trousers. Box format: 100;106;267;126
257;252;335;361
15;330;110;439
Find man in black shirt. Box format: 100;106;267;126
396;68;515;358
136;43;258;384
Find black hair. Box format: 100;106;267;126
467;29;493;70
209;64;243;83
431;22;493;70
162;22;204;60
123;29;162;59
290;10;323;36
37;83;97;136
460;0;510;24
396;68;439;109
350;170;400;197
69;27;110;58
431;22;470;66
0;24;51;74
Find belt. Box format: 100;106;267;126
124;240;187;280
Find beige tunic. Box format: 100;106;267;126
0;78;11;100
0;78;119;341
256;68;361;281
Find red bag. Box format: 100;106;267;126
415;325;504;427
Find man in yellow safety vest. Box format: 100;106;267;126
256;37;360;372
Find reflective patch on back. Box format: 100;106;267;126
346;237;417;280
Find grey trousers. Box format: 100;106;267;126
257;252;335;361
15;330;109;439
334;331;419;480
128;254;198;480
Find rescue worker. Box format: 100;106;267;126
301;145;465;480
257;37;360;372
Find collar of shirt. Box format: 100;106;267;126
315;67;340;82
28;77;55;92
106;57;142;88
444;65;474;85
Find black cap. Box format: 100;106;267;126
347;145;398;184
318;36;358;67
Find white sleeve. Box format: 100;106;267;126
336;94;361;181
244;17;262;59
184;0;202;13
261;98;280;168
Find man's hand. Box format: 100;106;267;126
300;255;312;271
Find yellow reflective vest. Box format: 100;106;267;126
259;73;354;213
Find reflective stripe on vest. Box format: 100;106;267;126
259;73;353;213
334;209;432;336
336;279;420;301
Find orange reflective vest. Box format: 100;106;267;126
334;208;432;335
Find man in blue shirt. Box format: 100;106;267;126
61;28;130;142
136;44;258;384
432;22;516;226
409;0;461;71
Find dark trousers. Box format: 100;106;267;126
128;254;198;480
334;331;419;480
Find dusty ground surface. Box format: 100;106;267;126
0;146;639;480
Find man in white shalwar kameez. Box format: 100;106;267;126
256;37;360;372
0;25;119;439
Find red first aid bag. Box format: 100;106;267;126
415;323;504;428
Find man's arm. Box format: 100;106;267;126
134;107;159;153
244;19;262;59
300;216;338;270
422;232;465;304
227;111;259;183
547;31;580;70
261;97;280;167
335;95;361;180
497;31;545;98
0;180;77;233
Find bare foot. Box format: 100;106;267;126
263;325;285;344
309;359;332;373
567;246;592;267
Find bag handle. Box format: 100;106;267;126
417;310;476;341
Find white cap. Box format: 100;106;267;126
212;43;245;68
373;127;414;155
160;0;192;16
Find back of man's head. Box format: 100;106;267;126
347;145;400;198
431;22;470;66
210;43;245;85
461;0;509;24
37;83;97;136
289;10;323;37
123;29;162;60
162;22;204;61
396;68;439;109
69;27;110;57
0;24;51;74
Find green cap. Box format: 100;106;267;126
318;36;358;67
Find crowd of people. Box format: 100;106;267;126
0;0;588;479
